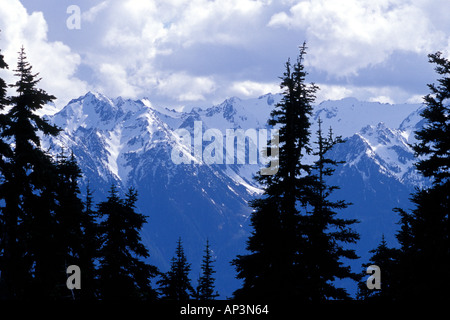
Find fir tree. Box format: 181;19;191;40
232;44;358;301
78;183;100;300
158;237;194;300
0;33;9;147
0;46;60;299
53;150;85;299
394;52;450;301
196;239;219;300
356;235;399;301
0;32;13;299
414;52;450;185
97;186;157;300
232;43;319;300
303;119;359;300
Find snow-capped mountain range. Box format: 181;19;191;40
42;92;426;297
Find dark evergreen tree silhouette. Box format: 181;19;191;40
303;119;359;300
232;43;319;300
53;150;86;299
0;46;60;299
356;235;399;301
158;237;194;300
393;52;450;301
232;44;358;301
0;33;9;157
0;32;14;299
78;183;100;300
196;239;219;300
0;43;158;301
97;185;157;300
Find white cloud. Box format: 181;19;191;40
406;94;424;104
3;0;448;108
85;0;271;103
167;0;266;47
314;83;423;105
368;95;395;105
82;1;109;23
268;0;449;76
87;0;448;105
229;80;280;98
97;63;140;98
0;0;88;107
101;0;269;51
315;84;353;102
156;72;216;101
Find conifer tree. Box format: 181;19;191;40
97;186;157;300
158;237;194;300
196;239;219;300
232;43;319;300
356;235;398;301
79;183;100;300
0;32;13;299
53;150;85;299
393;52;450;301
0;33;9;150
0;46;60;299
303;119;359;300
232;44;358;301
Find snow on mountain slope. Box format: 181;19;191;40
349;123;421;186
44;92;265;297
41;92;427;298
51;92;185;185
313;97;421;138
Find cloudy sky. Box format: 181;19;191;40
0;0;449;109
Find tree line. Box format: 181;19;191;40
0;43;218;300
0;36;449;301
355;51;450;302
233;43;449;302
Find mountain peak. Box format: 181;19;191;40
224;96;242;104
84;91;112;103
55;92;154;131
41;90;431;299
